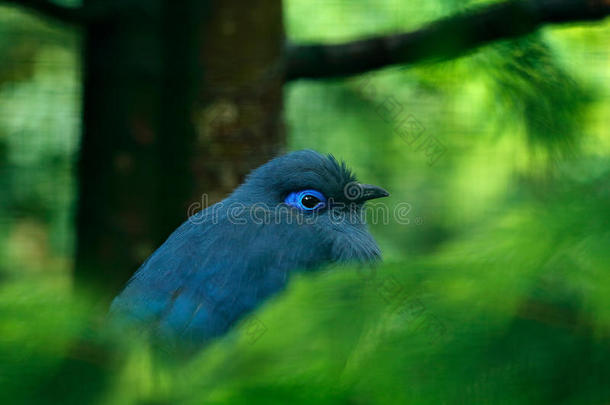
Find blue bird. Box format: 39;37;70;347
109;149;389;352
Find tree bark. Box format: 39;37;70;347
195;0;285;204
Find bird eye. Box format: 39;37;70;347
301;194;321;209
285;189;326;211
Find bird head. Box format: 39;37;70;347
226;149;390;263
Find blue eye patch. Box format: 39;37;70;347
284;189;327;211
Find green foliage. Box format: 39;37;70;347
0;6;80;276
1;0;610;403
478;37;594;153
2;164;609;404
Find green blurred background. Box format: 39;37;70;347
1;0;609;404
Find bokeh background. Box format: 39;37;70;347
1;0;609;404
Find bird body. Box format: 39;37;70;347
110;150;388;351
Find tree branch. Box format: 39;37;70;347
0;0;135;25
1;0;91;24
285;0;610;81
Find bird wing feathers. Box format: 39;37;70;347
109;207;329;349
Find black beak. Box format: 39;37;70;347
344;183;390;203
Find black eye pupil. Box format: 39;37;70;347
301;194;320;209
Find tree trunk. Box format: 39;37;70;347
74;0;284;297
